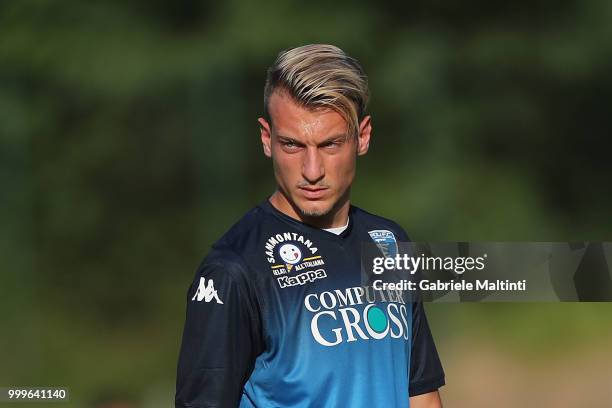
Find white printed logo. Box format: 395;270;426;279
279;244;302;265
277;269;327;288
192;277;224;304
265;232;325;276
304;286;409;347
265;232;318;264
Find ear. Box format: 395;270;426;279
258;117;272;158
356;115;371;156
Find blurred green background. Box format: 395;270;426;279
1;0;611;406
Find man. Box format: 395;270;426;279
176;44;445;408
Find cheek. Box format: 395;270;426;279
327;153;357;181
272;154;299;181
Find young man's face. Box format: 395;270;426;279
259;90;371;225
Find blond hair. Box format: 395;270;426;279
264;44;369;138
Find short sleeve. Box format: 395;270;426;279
409;301;445;396
175;254;263;407
389;223;445;395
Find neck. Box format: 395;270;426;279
269;189;350;229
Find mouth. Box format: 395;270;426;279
299;187;328;200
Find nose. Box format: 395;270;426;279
302;147;325;183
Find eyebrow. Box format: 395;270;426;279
276;133;349;145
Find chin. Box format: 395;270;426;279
297;201;333;218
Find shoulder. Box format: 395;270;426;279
194;204;271;282
212;204;269;255
351;205;411;242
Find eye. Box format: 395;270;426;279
322;140;343;150
280;140;302;151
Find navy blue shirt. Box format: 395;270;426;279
176;200;445;407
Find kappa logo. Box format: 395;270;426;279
368;229;398;258
277;269;327;288
192;277;224;304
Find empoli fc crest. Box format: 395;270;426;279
368;230;399;258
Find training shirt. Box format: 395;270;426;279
176;199;445;408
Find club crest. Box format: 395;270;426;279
368;229;398;258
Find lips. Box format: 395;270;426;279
299;187;327;199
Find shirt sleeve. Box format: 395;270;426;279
409;301;445;396
391;223;446;395
175;253;264;408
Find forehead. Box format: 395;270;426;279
268;91;348;140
